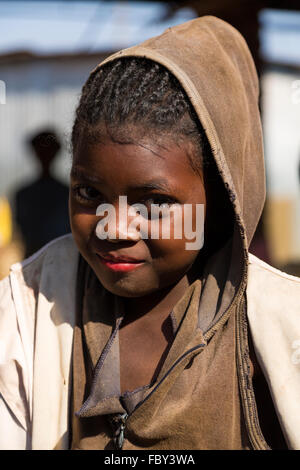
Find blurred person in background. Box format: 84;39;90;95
15;129;70;258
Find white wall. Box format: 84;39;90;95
0;56;102;202
262;67;300;261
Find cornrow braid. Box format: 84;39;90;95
71;57;211;172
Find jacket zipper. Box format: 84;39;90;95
112;343;206;450
112;412;128;450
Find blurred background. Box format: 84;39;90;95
0;0;300;279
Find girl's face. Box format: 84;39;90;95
69;132;206;297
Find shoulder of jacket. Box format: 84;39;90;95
248;252;300;286
247;252;300;339
247;252;300;341
3;233;79;313
9;233;78;275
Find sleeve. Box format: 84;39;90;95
0;275;30;449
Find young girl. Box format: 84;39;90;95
1;16;300;451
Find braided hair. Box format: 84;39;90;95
71;57;211;172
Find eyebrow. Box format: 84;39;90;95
70;167;105;184
130;181;173;192
70;167;173;192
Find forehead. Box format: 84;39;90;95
73;134;203;189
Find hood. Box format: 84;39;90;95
90;16;266;334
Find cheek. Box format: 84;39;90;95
147;206;204;260
69;201;96;249
148;237;200;267
147;237;199;288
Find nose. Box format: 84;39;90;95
108;219;142;243
95;197;143;243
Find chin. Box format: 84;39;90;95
97;276;160;298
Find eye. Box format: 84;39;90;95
72;184;103;203
142;195;179;218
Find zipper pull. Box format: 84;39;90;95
111;412;128;450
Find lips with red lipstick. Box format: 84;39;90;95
96;253;145;272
